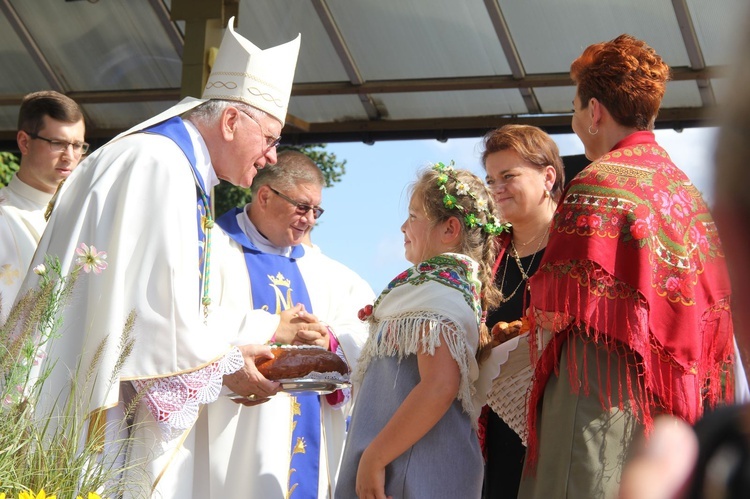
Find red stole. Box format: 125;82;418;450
526;131;734;469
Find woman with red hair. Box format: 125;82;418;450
519;34;737;498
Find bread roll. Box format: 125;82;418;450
490;318;529;346
255;345;349;380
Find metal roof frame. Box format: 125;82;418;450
0;0;741;152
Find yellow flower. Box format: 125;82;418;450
19;490;56;499
0;492;6;499
76;493;102;499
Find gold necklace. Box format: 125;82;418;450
498;251;525;304
498;226;549;303
514;227;547;248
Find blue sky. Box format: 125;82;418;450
310;127;718;294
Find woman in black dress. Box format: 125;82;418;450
479;125;565;498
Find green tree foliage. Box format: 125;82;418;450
213;144;346;216
0;151;20;187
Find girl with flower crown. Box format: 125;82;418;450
335;163;506;499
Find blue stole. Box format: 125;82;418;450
217;208;322;499
142;117;211;309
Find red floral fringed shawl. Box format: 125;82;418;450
526;131;734;470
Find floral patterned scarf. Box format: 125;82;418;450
526;131;734;467
355;253;487;423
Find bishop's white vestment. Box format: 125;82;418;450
19;115;279;498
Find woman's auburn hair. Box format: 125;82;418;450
481;124;566;200
570;34;671;130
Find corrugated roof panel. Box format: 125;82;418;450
501;0;690;74
0;0;739;145
686;0;747;66
0;106;19;131
535;86;576;114
711;78;730;103
0;12;50;93
375;89;527;120
9;0;181;92
288;95;370;123
535;80;703;115
238;0;350;83
325;0;512;79
661;80;702;109
82;101;181;131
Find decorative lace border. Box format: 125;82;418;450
131;347;245;438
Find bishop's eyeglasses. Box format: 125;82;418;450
237;109;282;151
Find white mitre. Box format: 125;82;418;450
203;18;300;125
115;16;300;139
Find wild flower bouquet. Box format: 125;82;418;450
0;252;139;498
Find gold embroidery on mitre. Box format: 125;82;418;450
247;86;284;107
293;436;307;455
204;80;239;90
292;397;301;416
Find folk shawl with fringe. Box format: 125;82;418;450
355;253;487;427
526;131;734;470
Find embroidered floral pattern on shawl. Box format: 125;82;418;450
526;131;734;468
376;254;482;317
356;253;483;425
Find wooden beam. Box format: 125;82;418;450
0;64;725;107
278;106;719;145
170;0;223;21
171;0;232;99
283;114;311;132
291;66;724;96
299;106;715;134
0;105;720;151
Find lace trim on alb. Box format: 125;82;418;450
131;347;245;438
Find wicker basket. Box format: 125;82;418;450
486;332;533;446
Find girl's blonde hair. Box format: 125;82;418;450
410;167;502;360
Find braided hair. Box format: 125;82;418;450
411;166;504;360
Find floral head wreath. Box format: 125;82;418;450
432;161;509;236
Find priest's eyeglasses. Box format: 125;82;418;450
269;186;325;219
237;109;282;151
26;132;89;155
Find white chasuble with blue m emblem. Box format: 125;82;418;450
218;207;322;499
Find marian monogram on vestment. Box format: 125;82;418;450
266;271;293;314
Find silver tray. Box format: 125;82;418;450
226;378;350;401
278;378;350;394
